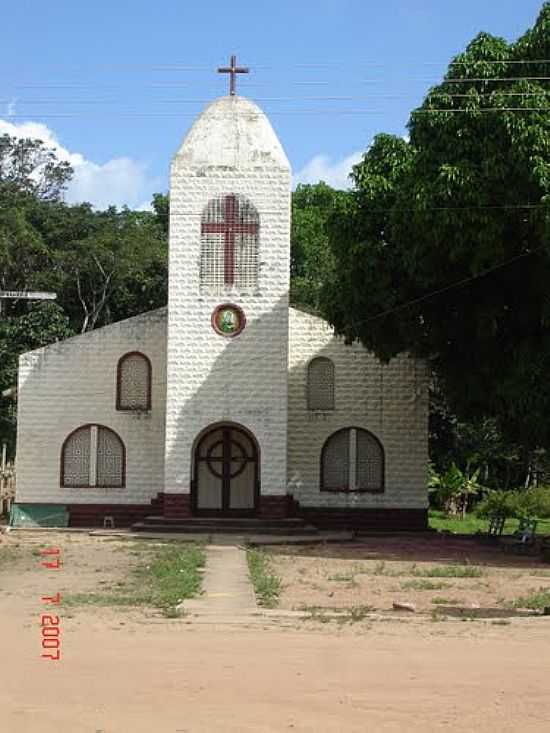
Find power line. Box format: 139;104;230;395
170;204;549;217
2;91;550;106
3;106;549;120
348;245;547;328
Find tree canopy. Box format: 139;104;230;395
321;3;550;458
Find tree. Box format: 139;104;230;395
290;182;344;312
0;134;73;201
322;4;550;464
0;303;73;455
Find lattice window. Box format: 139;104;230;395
307;357;335;410
96;427;124;488
62;426;91;487
321;429;349;491
200;194;259;293
356;429;384;491
117;352;151;411
321;428;384;492
61;425;125;489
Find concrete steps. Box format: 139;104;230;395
131;516;319;535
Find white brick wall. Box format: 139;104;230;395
15;309;167;505
164;96;291;496
15;95;429;515
288;308;429;509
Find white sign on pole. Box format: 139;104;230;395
0;291;57;300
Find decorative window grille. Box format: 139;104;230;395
321;428;384;492
62;426;91;487
307;357;335;410
200;194;260;293
355;429;384;491
96;426;124;487
61;425;125;488
117;352;151;411
321;429;349;491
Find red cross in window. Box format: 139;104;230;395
201;195;259;285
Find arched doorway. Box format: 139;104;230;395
192;424;259;516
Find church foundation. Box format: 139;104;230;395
162;493;192;520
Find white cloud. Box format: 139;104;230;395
0;118;161;210
293;150;363;190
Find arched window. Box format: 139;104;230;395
117;352;151;411
200;193;259;293
321;428;384;493
61;425;125;488
307;357;335;410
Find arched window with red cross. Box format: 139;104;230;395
200;194;260;293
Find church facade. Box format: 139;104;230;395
14;92;429;531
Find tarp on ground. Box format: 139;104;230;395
10;504;69;528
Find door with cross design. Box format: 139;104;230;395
192;425;259;515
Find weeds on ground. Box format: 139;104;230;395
411;564;483;579
328;573;358;586
505;588;550;610
247;549;281;608
62;543;205;613
431;597;459;605
401;579;450;591
298;604;372;623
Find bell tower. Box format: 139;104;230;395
163;61;291;519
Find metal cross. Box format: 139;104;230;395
217;55;249;96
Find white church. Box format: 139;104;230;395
14;60;429;532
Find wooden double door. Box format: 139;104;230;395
192;425;259;516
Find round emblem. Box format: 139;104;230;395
211;304;246;338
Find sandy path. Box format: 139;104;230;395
1;532;550;732
2;609;550;733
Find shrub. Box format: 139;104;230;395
475;490;516;519
476;486;550;521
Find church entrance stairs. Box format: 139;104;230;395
131;516;319;535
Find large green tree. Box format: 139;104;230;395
322;4;550;467
290;182;344;312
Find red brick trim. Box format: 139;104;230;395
297;506;428;532
163;493;191;520
67;503;151;528
258;495;292;519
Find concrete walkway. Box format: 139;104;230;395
182;543;258;617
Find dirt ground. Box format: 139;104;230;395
1;530;550;732
268;535;550;616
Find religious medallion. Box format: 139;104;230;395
211;304;246;337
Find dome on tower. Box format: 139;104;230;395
174;95;289;171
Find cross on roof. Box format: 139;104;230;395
217;55;249;96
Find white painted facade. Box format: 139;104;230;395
164;96;291;500
14;94;429;520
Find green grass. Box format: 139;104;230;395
411;564;483;578
247;549;281;608
401;579;450;591
505;587;550;610
431;597;459;605
429;509;550;536
328;572;358;586
298;604;373;623
63;543;206;615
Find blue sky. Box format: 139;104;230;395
0;0;544;208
